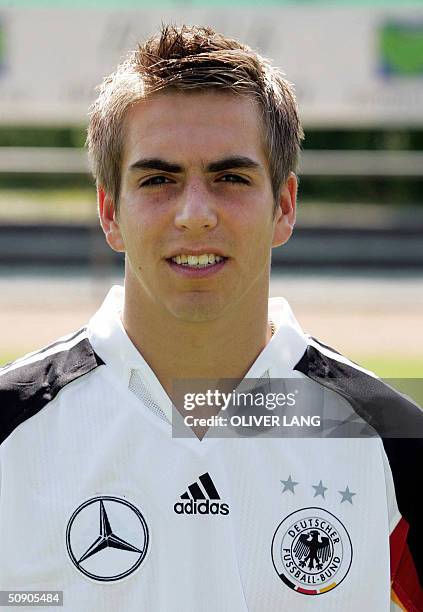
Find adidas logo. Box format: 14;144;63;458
174;472;230;516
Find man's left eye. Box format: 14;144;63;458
219;174;249;184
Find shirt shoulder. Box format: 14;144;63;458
295;335;423;436
294;334;423;600
0;328;104;445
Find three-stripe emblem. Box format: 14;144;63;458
180;472;221;501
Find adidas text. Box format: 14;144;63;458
174;499;229;515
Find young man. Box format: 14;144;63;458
1;25;422;611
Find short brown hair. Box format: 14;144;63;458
87;24;303;210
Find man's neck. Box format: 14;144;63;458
121;289;272;404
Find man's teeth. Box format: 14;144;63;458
171;254;224;266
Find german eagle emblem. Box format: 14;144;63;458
293;530;331;571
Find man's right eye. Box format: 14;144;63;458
140;176;172;187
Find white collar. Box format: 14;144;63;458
88;285;309;417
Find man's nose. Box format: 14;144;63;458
174;181;218;232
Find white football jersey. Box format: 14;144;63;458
0;286;422;611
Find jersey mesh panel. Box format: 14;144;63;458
128;369;270;424
128;369;170;423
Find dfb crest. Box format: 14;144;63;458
271;507;352;595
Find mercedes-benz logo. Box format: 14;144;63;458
66;496;149;582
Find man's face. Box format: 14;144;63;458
100;90;296;322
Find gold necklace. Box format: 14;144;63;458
269;320;276;337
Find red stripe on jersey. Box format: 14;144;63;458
391;518;423;612
391;518;409;578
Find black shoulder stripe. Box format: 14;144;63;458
295;343;423;586
294;345;423;437
0;338;104;445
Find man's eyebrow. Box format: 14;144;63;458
128;156;261;175
128;158;183;173
206;156;261;173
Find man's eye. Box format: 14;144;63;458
219;174;249;184
140;176;172;187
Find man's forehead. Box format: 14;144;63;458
121;90;267;169
125;88;260;118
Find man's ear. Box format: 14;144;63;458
272;172;297;248
97;186;125;253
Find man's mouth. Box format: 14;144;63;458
169;253;226;268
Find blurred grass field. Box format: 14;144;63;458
354;356;423;378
